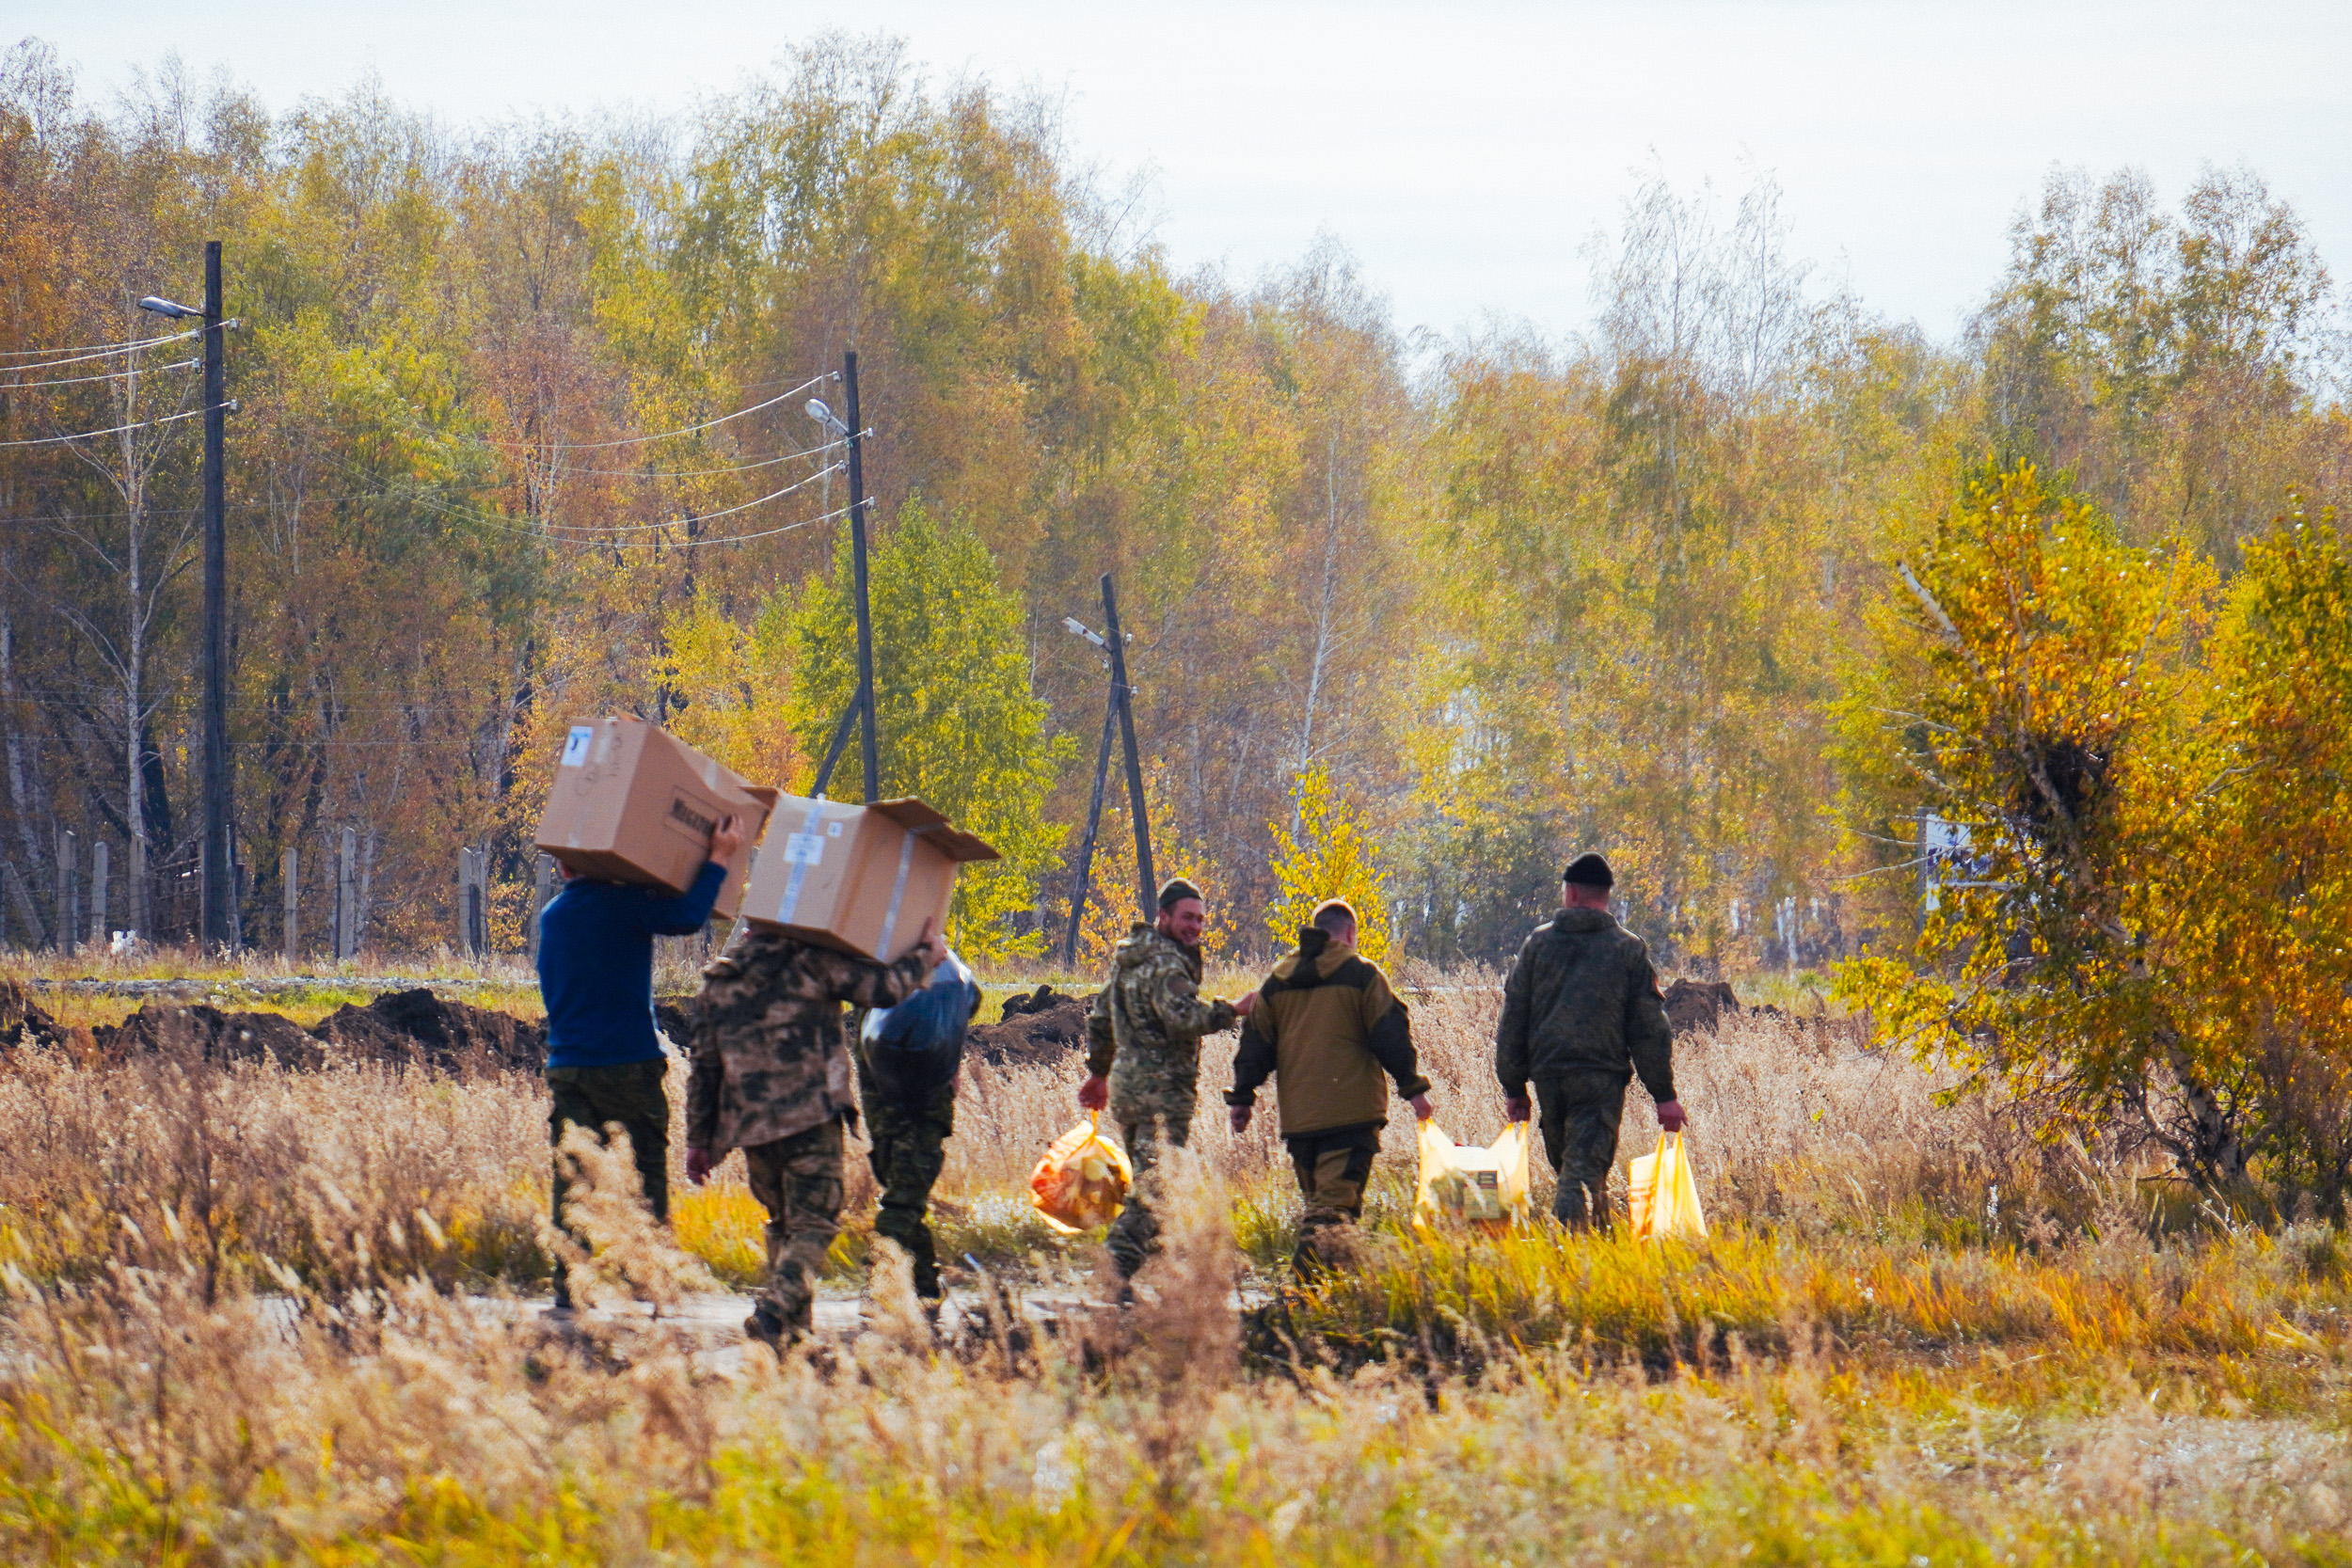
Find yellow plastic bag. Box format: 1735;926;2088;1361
1028;1115;1134;1234
1415;1119;1533;1229
1627;1131;1706;1241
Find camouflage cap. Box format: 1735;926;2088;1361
1157;877;1205;909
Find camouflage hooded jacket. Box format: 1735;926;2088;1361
685;928;930;1154
1085;923;1239;1095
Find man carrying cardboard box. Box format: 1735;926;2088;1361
683;917;943;1350
540;814;744;1312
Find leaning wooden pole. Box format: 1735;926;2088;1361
1099;574;1156;922
1060;686;1120;966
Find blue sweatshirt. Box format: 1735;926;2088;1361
538;862;726;1069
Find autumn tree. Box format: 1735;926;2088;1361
1974;163;2346;564
1831;465;2233;1177
2172;506;2352;1209
1264;766;1392;965
785;500;1069;958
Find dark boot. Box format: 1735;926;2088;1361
744;1304;790;1354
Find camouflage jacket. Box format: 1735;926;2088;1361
686;928;930;1154
1085;923;1239;1085
1494;907;1677;1103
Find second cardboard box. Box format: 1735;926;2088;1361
741;795;997;962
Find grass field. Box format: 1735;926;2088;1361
3;951;2346;1563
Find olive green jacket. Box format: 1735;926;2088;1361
1227;928;1429;1136
1494;907;1677;1103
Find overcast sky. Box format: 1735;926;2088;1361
15;1;2350;347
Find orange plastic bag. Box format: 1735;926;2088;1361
1027;1115;1135;1234
1627;1131;1706;1241
1415;1118;1534;1229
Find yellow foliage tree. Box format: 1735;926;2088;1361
1264;767;1392;964
1831;466;2227;1174
1835;475;2352;1208
651;596;805;790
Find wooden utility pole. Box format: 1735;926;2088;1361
335;827;357;961
281;847;298;960
88;840;107;949
199;240;234;948
1059;688;1120;967
528;852;555;965
1099;574;1157;922
465;847;488;957
55;828;74;956
843;352;879;801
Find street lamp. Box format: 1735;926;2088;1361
804;397;850;439
142;250;236;948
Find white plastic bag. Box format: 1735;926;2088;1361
1627;1131;1706;1241
1415;1118;1533;1229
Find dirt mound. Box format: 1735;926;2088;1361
1661;978;1741;1037
967;994;1089;1070
310;989;546;1072
95;1003;326;1069
0;979;63;1053
998;984;1074;1022
654;994;698;1047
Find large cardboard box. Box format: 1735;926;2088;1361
741;795;998;962
533;716;778;920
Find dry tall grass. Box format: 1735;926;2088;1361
4;968;2348;1562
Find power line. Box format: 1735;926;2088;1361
628;498;858;546
0;326;207;369
0;402;230;450
0;506;221;523
0;357;200;391
540;436;843;479
480;505;856;554
471;372;829;452
529;464;843;534
341;449;848;542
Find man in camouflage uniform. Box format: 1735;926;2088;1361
684;916;940;1347
854;1046;956;1305
1077;878;1256;1279
1495;853;1686;1231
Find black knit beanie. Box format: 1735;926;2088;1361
1562;852;1614;889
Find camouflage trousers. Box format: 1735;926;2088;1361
1283;1123;1382;1277
547;1058;670;1310
1535;1072;1629;1231
857;1053;956;1301
1107;1052;1198;1279
743;1116;846;1335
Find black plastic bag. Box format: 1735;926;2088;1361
860;947;979;1101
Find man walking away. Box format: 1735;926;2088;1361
1226;900;1434;1276
1078;878;1257;1281
1494;853;1687;1231
855;985;973;1306
539;815;742;1311
683;917;939;1350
